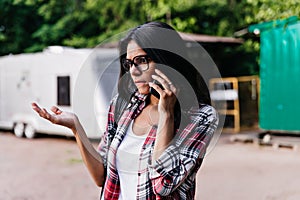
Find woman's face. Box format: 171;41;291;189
126;40;155;95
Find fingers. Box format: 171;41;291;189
51;106;62;115
154;69;171;85
151;75;172;91
149;81;164;96
152;69;177;94
31;102;60;122
42;108;51;119
31;102;43;114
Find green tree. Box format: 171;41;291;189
0;0;43;55
243;0;300;24
1;0;299;76
20;0;89;51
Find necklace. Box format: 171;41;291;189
133;120;151;128
132;120;151;136
147;105;157;126
133;105;158;130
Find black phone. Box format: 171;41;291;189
149;80;164;99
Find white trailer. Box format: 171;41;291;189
0;46;119;139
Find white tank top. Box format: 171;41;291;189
116;120;148;200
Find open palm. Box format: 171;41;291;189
31;102;78;131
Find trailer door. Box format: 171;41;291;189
57;76;71;106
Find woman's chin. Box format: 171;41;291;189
137;87;150;95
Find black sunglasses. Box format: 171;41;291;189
121;55;152;71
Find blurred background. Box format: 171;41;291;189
1;0;300;199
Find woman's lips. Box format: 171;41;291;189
135;80;146;83
135;80;148;86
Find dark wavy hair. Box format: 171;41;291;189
115;21;211;124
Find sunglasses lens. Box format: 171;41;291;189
122;59;131;71
134;56;149;70
121;56;150;71
134;57;147;65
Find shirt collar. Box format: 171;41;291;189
134;91;149;102
126;91;149;110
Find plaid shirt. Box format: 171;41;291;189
98;92;218;199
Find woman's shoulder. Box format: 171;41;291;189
111;94;120;103
110;91;148;106
200;104;217;115
188;104;218;122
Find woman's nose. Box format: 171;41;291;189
130;65;143;75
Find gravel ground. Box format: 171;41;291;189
1;130;300;200
0;131;100;200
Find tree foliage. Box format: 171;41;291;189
0;0;299;75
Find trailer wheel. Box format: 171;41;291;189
14;122;25;138
24;124;36;139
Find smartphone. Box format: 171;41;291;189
149;80;164;99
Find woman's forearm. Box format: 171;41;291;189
152;113;175;161
72;118;105;187
31;102;105;186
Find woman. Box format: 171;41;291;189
32;21;218;199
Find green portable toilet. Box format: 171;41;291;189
249;16;300;132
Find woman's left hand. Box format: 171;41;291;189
149;69;178;115
149;69;178;160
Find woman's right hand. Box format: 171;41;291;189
32;102;105;186
31;102;78;131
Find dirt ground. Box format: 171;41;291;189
1;130;300;200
